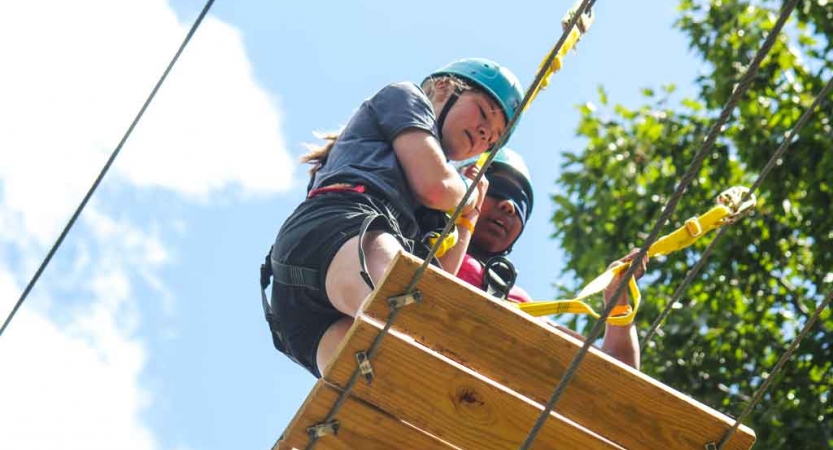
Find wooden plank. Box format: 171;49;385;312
362;251;757;450
323;316;624;450
276;380;457;450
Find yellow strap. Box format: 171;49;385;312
525;1;594;110
427;225;458;258
517;264;640;326
517;186;756;325
476;152;489;169
647;204;731;257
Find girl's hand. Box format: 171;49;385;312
603;249;648;307
461;170;488;220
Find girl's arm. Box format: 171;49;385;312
600;250;648;369
393;129;478;213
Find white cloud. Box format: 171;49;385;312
0;264;156;450
0;1;288;448
0;0;294;245
0;206;175;450
0;195;176;449
116;10;295;199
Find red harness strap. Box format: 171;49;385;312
307;183;366;199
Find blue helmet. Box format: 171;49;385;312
453;148;533;220
427;58;524;134
489;147;533;222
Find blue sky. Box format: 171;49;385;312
0;1;702;449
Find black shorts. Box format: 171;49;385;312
269;191;418;377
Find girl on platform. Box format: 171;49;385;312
263;59;524;377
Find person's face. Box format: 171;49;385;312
440;90;506;161
471;172;524;254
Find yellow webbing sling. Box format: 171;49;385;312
526;1;595;109
517;186;757;325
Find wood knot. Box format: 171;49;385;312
457;387;484;407
450;385;493;424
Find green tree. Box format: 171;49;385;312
552;1;832;448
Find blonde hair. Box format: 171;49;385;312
421;75;472;99
300;76;473;178
300;131;340;177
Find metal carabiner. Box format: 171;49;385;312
716;186;757;224
562;0;595;34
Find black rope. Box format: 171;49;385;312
0;0;217;338
301;1;599;448
641;75;833;352
302;307;405;450
747;77;833;194
517;1;799;448
641;227;728;352
716;289;832;449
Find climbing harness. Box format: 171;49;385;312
259;247;304;367
516;186;757;326
305;184;396;290
259;184;414;356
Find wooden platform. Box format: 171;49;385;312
275;252;756;450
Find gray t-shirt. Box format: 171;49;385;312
310;82;439;231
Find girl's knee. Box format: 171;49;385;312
325;236;366;315
363;231;406;279
325;232;404;316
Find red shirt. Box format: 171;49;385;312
457;254;532;303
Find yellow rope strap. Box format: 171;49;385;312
525;1;595;110
517;186;757;325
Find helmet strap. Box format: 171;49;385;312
436;88;461;141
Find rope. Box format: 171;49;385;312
716;289;832;449
302;1;599;448
404;0;598;295
641;75;833;351
747;77;833;194
518;1;799;448
302;308;406;450
0;0;218;338
641;227;728;351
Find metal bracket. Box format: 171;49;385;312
387;290;422;311
307;420;339;439
355;351;374;384
704;442;718;450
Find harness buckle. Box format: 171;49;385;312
684;217;704;237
